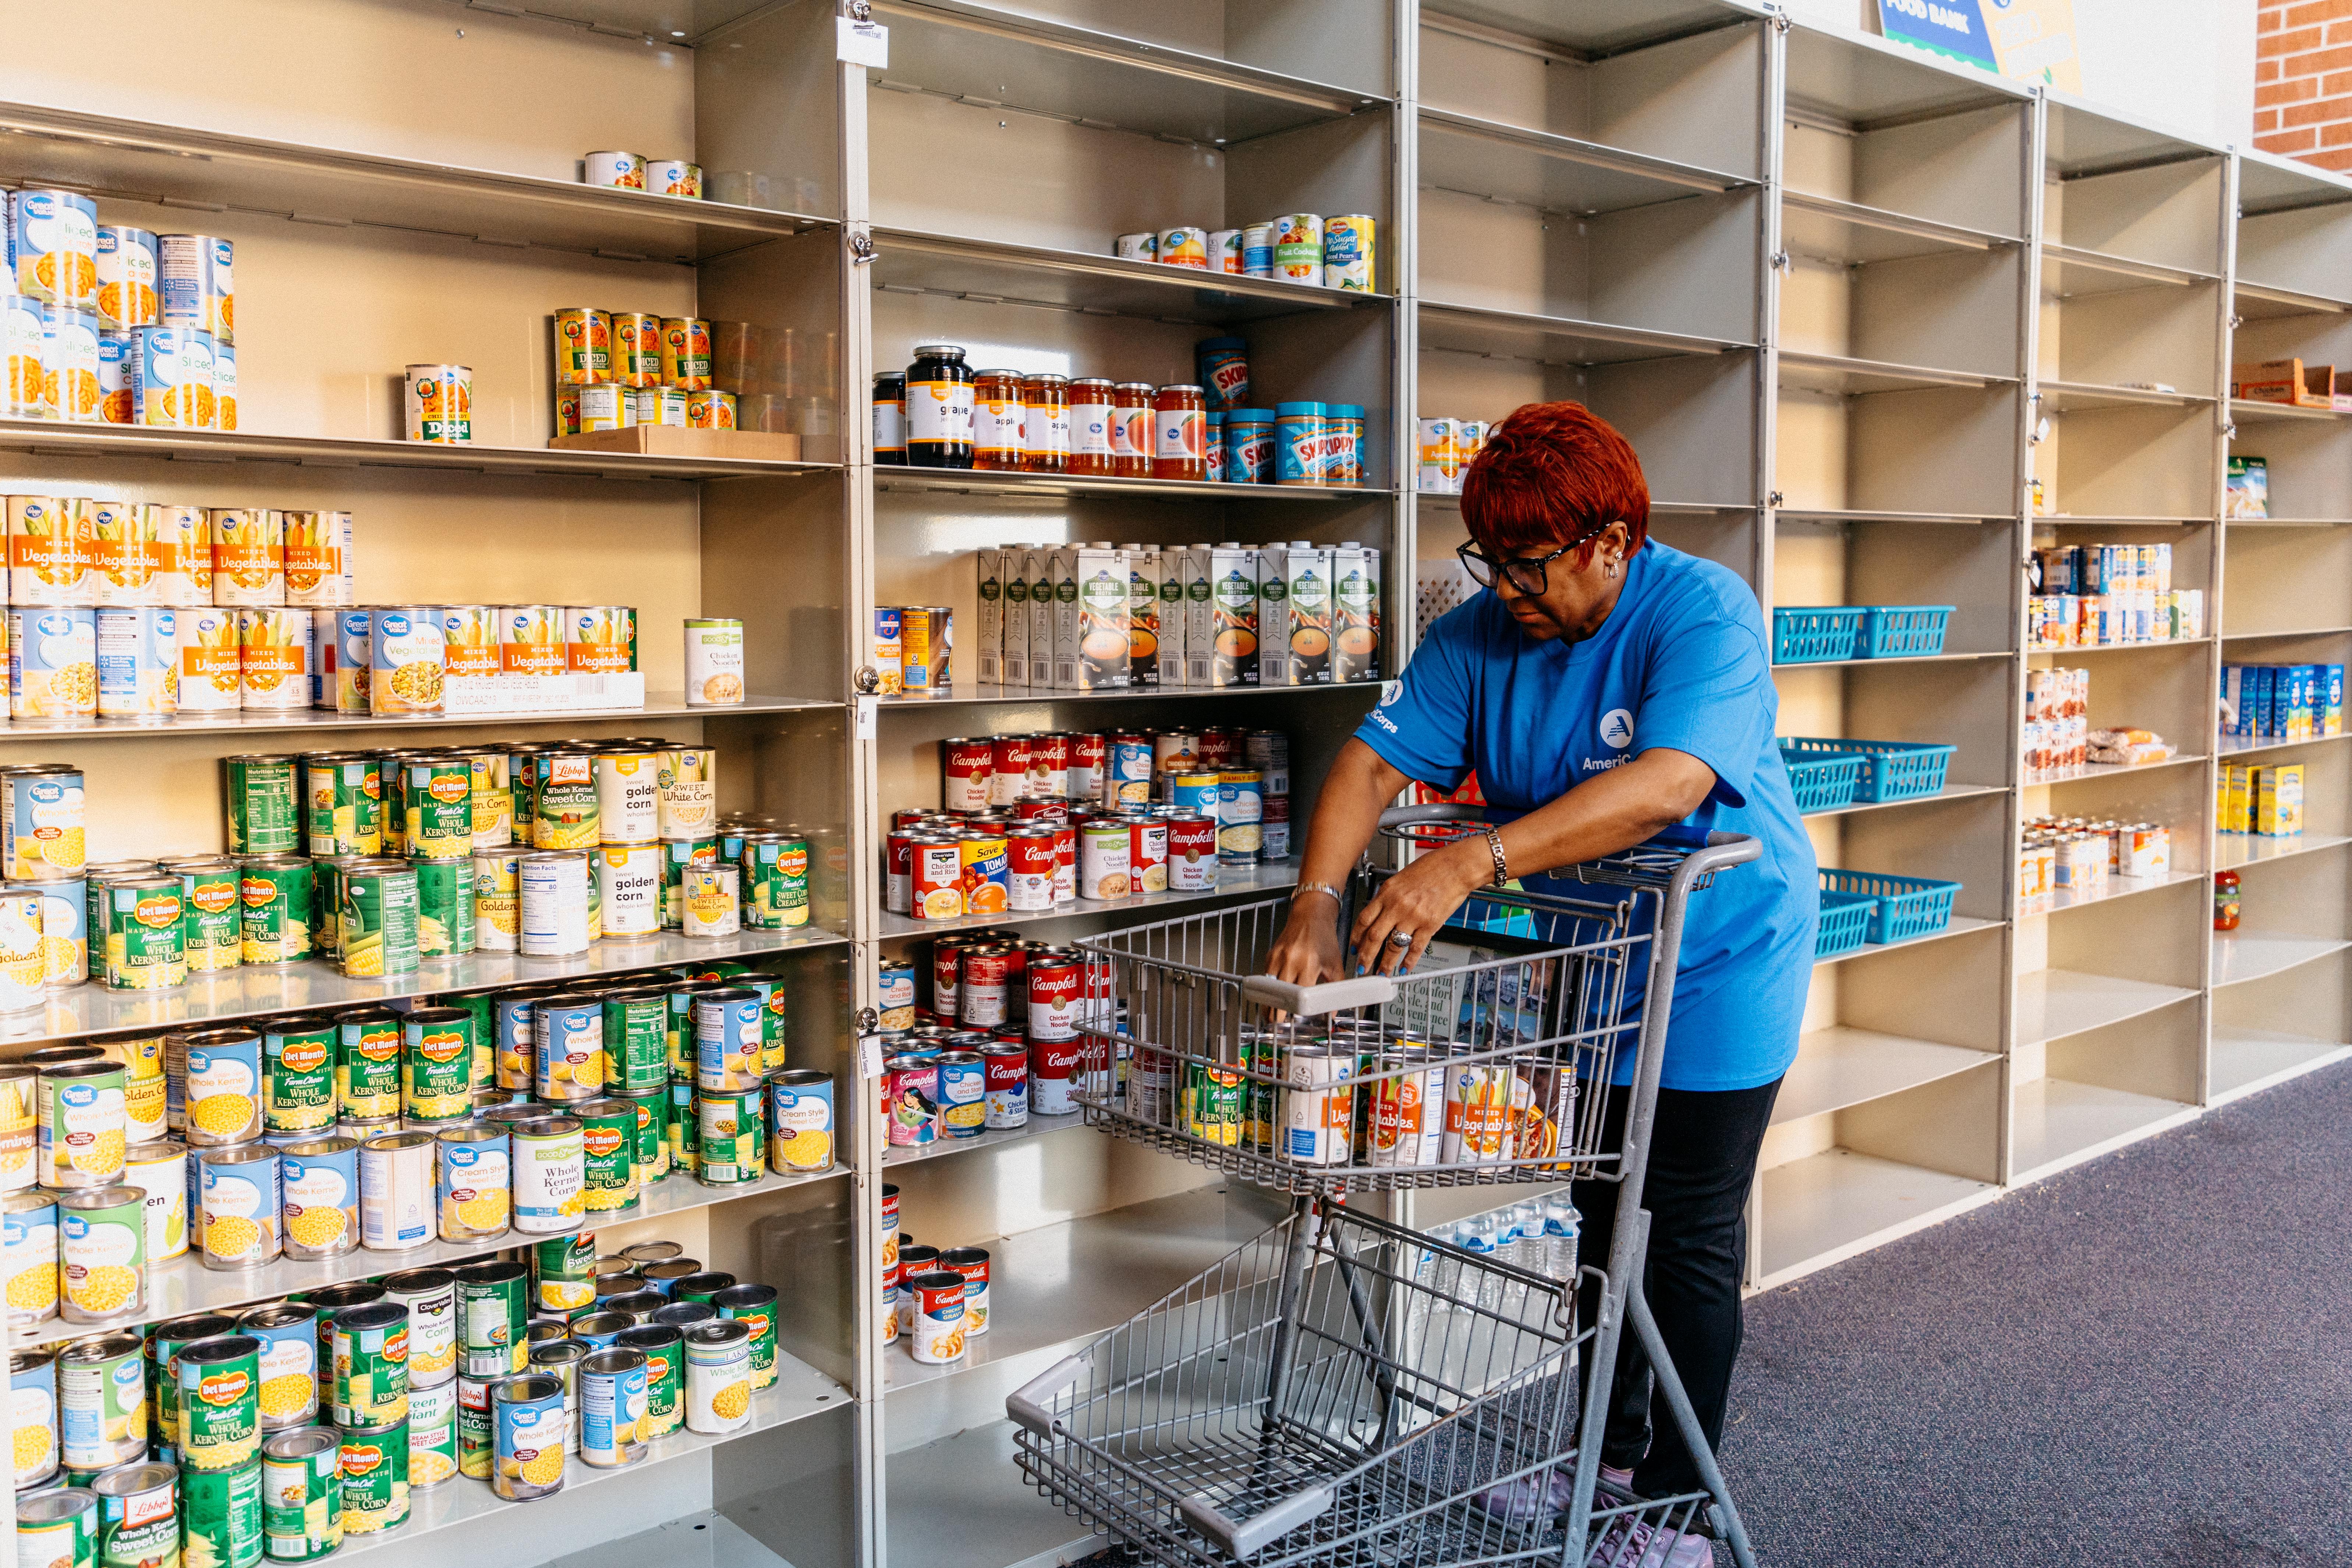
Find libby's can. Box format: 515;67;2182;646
93;1461;183;1568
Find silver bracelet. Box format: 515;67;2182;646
1481;826;1509;887
1292;881;1344;906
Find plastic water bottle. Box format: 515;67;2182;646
1512;1201;1545;1267
1462;1211;1503;1314
1543;1195;1583;1279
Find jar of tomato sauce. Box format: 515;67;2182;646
1152;383;1207;481
1111;382;1155;478
1069;379;1117;477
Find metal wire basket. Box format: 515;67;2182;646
1010;1200;1722;1568
1070;825;1730;1197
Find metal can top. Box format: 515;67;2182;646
361;1131;438;1154
89;1461;179;1497
178;1333;262;1369
454;1260;527;1285
684;1320;750;1349
261;1427;340;1462
493;1373;564;1405
380;1267;457;1294
579;1347;645;1378
332;1302;407;1335
235;1302;316;1333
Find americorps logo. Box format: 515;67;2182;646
1599;708;1634;749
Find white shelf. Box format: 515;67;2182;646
2211;931;2351;987
2229;397;2349;424
1;695;836;740
2016;968;2197;1048
1801;784;2008;820
1771;1027;1998;1125
882;1185;1288;1409
881;1109;1091;1169
1778;351;2013;395
2026;637;2213;656
879;863;1300;939
886;1419;1097;1568
2211;1029;2352;1101
1773;650;2014;672
14;1157;845;1352
328;1361;849;1562
1757;1148;1994;1286
1816;914;2002;968
2025;752;2207;786
2215;831;2350;870
877;683;1378;710
2038;379;2214;412
872;466;1385;504
2216;731;2350;758
8;927;845;1044
2011;1077;2196;1181
2022;867;2201;916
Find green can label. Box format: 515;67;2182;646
695;1090;763;1184
305;757;382;858
338;869;418;980
237;860;312;966
331;1315;408;1430
638;1341;682;1436
578;1104;637;1214
745;838;810;930
668;1079;697;1175
263;1026;337;1136
444;992;497;1090
179;867;241;974
106;882;186;991
413;858;474;959
627;1093;668;1183
456;1377;493;1480
98;1472;180;1568
402;1013;475;1122
261;1437;342;1561
180;1346;261;1470
404;762;473;861
336;1423;409;1536
224;758;300;857
603;993;669;1094
457;1268;527;1376
406;1378;458;1487
531;1236;598;1315
336;1016;402;1119
181;1457;265;1568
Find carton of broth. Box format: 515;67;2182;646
1156;547;1188;687
1123;542;1160;689
1260;541;1332;685
1188;542;1258;688
1054;542;1130;690
976;545;1008;685
1025;544;1056;688
1332;541;1380;683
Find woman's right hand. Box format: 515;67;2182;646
1265;893;1346;988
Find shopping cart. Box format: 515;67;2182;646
1007;809;1763;1568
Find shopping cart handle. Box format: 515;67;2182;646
1180;1486;1335;1560
1005;1355;1086;1437
1241;973;1397;1015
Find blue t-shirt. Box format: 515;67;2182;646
1354;541;1814;1092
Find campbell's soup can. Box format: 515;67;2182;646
1028;953;1081;1042
1027;733;1069;796
1031;1035;1083;1116
1052;824;1077;904
1006;828;1056;913
981;1042;1027;1129
957;946;1017;1029
1066;733;1105;801
988;736;1030;806
1166;815;1219;892
941;738;992;813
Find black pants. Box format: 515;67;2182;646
1570;1077;1781;1500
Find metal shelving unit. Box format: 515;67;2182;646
8;6;2345;1568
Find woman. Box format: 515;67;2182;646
1266;401;1814;1563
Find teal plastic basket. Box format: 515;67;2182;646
1772;606;1865;664
1777;743;1866;813
1820;868;1960;945
1858;605;1953;659
1781;737;1957;803
1817;889;1878;958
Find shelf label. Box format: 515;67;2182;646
837;17;889;68
857;1034;886;1079
856;695;877;739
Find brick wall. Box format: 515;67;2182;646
2258;1;2352;170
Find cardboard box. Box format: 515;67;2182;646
975;545;1007;687
1156;547;1188;687
1259;541;1333;686
999;544;1030;688
2232;359;2334;408
548;426;804;460
2257;762;2305;836
2226;456;2269;520
1026;544;1056;690
1053;543;1130;691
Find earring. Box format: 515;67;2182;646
1604;556;1619;580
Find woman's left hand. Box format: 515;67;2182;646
1350;839;1491;976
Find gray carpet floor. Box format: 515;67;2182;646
1717;1062;2352;1567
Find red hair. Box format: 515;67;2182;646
1460;401;1651;560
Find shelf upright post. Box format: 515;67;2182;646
836;9;888;1564
2202;149;2243;1108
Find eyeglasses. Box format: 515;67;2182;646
1457;525;1614;597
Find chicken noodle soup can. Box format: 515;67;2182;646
60;1185;144;1324
684;619;745;706
261;1426;342;1561
907;1271;967;1365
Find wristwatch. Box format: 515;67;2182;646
1292;881;1344;906
1480;825;1509;887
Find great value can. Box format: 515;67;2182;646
534;996;604;1102
4;765;87;879
437;1126;511;1242
177;1334;262;1470
58;1328;144;1469
455;1261;528;1377
40;1060;126;1189
60;1184;144;1324
277;1137;358;1261
4;1188;58;1327
11;1346;59;1489
182;1029;263;1147
492;1374;566;1500
935;1051;985;1139
358;1132;435;1253
198;1144;280;1271
768;1069;834;1174
577;1348;648;1469
260;1427;341;1561
513;1116;586;1234
233;1303;319;1432
336;1420;409;1535
694;988;763;1093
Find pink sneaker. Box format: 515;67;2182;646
1472;1463;1638;1522
1593;1518;1714;1568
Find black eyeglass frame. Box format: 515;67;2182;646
1456;520;1620;596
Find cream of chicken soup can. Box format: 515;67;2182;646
684;619;744;706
